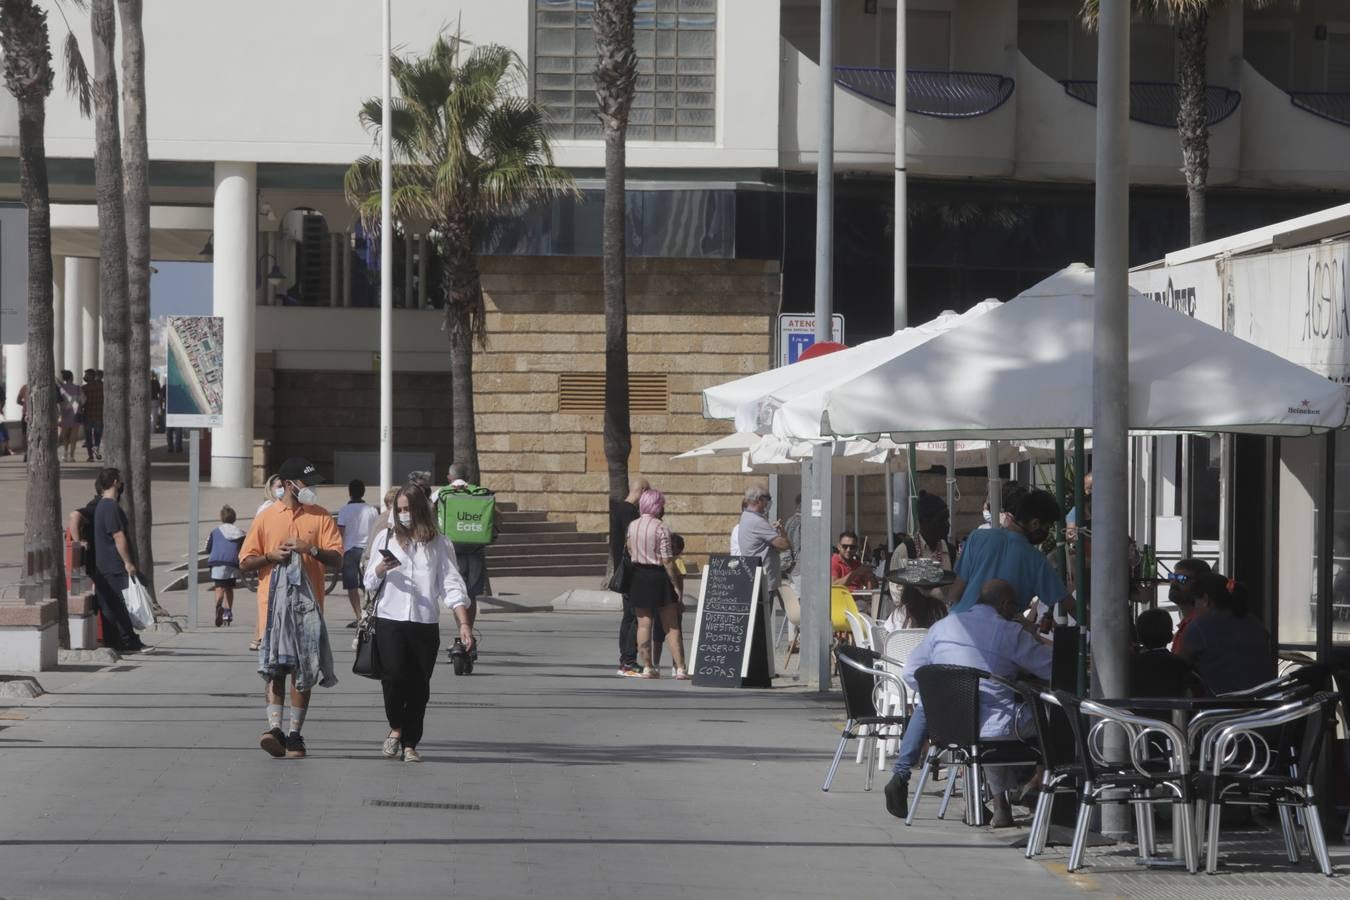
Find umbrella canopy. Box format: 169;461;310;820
819;264;1350;441
701;301;1002;431
743;435;898;475
671;432;762;460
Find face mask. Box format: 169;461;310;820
397;512;413;528
982;508;992;524
272;486;285;500
295;485;317;505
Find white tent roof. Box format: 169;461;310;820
701;301;1002;430
744;435;896;475
671;432;761;460
819;264;1350;441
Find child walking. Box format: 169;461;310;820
207;505;246;627
651;533;687;674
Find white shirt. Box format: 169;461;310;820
729;524;741;555
336;501;379;553
363;530;469;623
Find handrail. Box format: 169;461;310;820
834;67;1016;119
1289;91;1350;128
1059;80;1241;128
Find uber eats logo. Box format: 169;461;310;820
456;510;486;533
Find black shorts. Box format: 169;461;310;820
213;578;237;589
341;546;364;590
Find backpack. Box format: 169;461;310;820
434;484;497;547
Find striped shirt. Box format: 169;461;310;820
627;514;672;565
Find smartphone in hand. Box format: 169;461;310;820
379;549;401;567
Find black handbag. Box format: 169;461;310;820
608;550;634;594
352;533;391;680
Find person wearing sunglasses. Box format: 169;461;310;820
830;531;874;588
1166;558;1211;653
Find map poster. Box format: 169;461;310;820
165;315;224;428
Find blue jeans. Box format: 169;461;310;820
891;705;928;781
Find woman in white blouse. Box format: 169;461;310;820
365;486;472;762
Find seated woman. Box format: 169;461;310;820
1177;575;1275;696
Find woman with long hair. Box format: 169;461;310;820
57;370;82;462
364;486;472;762
624;489;689;680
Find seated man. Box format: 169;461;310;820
830;530;874;589
1130;607;1198;698
885;579;1052;828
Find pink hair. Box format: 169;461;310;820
638;489;665;517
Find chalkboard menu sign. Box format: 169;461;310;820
688;554;774;688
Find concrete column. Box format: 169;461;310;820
211;161;257;488
3;342;26;421
97;320;105;368
51;258;65;374
65;257;98;376
78;258;100;372
416;235;428;308
329;233;341;307
403;233;414;308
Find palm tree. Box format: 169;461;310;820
89;0;131;515
593;0;637;508
0;0;69;639
345;32;575;482
1081;1;1273;246
117;0;154;596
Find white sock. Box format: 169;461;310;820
289;706;307;735
266;704;283;730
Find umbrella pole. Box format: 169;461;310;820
987;442;1002;528
908;444;920;532
1074;428;1089;698
945;441;957;546
852;475;860;537
884;468;895;553
1055;439;1068;584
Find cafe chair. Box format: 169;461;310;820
1053;691;1200;873
830;586;861;636
822;644;910;793
875;628;929;763
779;582;802;672
1194;691;1339;876
1019;688;1085;860
843;608;873;651
905;665;1041;828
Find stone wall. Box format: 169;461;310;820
475;255;778;561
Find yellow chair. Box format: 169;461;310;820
830;586;861;635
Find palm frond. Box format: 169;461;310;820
62;29;90;116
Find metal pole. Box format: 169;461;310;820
1074;428;1088;695
907;444;919;529
1180;435;1193;558
986;442;1002;528
1092;0;1131;839
884;469;895;553
378;0;394;502
893;0;907;332
945;440;957;545
1055;438;1068;582
1218;433;1234;573
1318;431;1335;666
187;428;200;630
802;0;836;692
851;474;859;536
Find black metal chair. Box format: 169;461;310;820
905;664;1040;827
1053;690;1199;873
1018;685;1084;859
1194;691;1339;876
822;644;909;792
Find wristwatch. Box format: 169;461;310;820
308;545;319;558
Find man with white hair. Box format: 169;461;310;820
737;484;790;593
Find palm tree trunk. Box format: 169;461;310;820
17;89;69;641
440;226;481;483
1176;8;1208;246
601;129;631;504
118;0;155;598
91;0;134;541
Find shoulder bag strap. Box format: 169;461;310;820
365;530;394;614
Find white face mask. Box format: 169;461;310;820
272;486;285;500
982;508;992;524
295;484;317;505
397;512;413;528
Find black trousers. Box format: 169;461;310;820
619;594;637;667
376;618;440;749
91;569;138;649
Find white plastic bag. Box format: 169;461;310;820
121;577;154;630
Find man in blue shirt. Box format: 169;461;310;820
884;488;1068;824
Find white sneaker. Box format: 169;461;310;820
351;637;359;650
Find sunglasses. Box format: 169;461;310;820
839;544;857;550
1166;572;1191;585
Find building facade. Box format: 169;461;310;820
2;0;1350;562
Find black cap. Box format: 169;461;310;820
277;457;325;484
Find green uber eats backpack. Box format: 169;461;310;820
435;484;497;547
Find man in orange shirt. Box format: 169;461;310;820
240;457;342;759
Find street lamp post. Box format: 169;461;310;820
379;0;394;501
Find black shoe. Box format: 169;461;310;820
285;731;307;759
345;620;358;629
119;642;147;654
884;774;909;819
259;727;286;758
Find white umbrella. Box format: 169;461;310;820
671;432;761;460
743;434;899;475
701;301;1002;432
819;264;1350;440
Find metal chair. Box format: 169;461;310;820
874;628;928;763
905;664;1041;827
822;644;909;792
1019;687;1085;860
1054;690;1199;873
1194;691;1339;876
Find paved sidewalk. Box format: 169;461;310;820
0;607;1098;900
